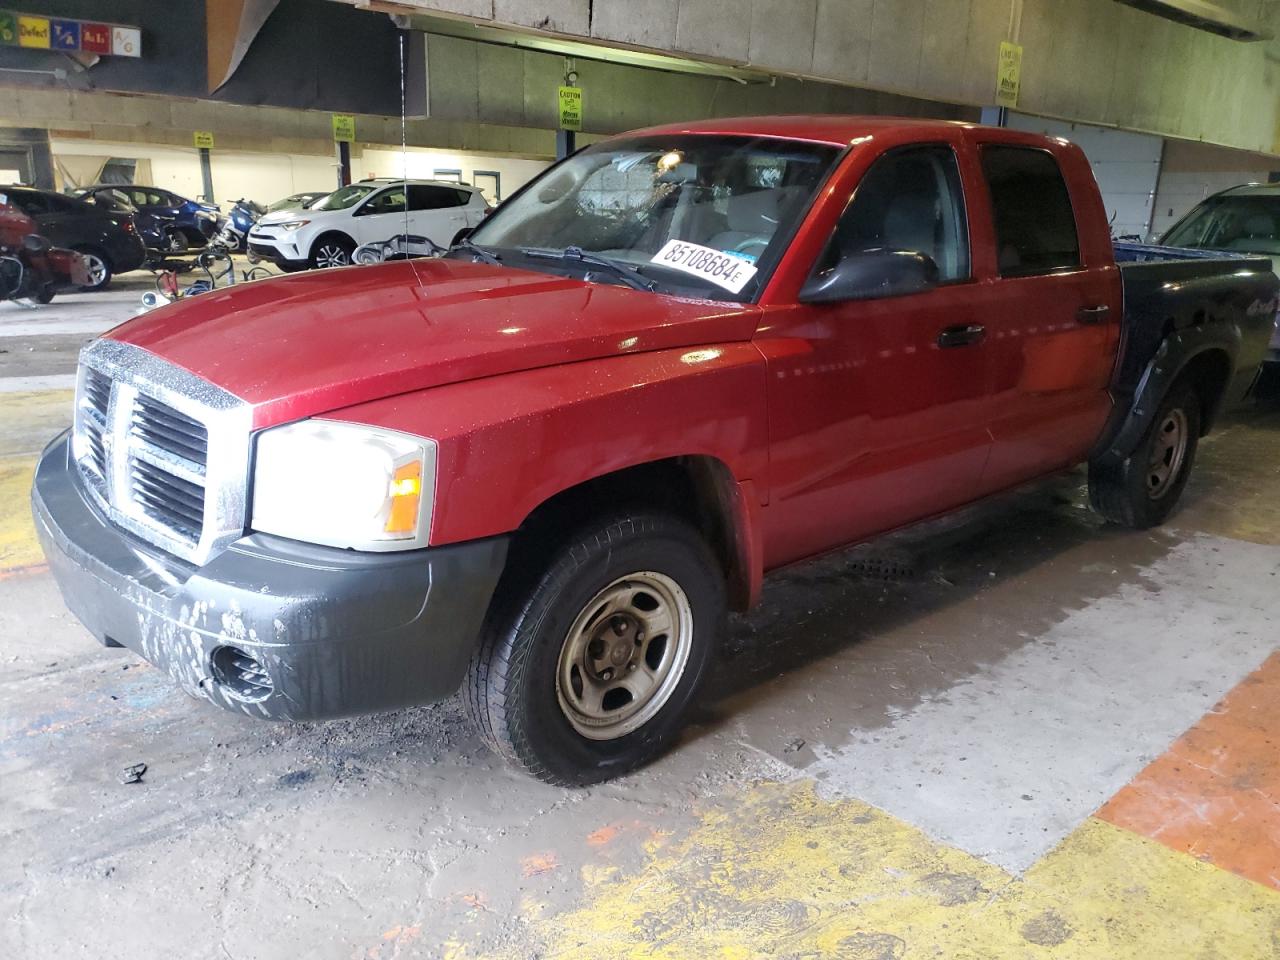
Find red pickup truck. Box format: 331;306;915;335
33;117;1278;784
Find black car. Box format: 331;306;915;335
76;184;220;252
3;185;147;290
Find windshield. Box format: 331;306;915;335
1161;193;1280;255
267;193;313;213
311;184;375;212
466;135;841;301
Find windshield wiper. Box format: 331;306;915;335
451;238;503;266
519;245;657;293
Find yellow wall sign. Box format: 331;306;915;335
558;86;583;132
18;14;50;48
996;41;1023;108
193;131;215;149
331;114;355;143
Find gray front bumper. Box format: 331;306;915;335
32;433;508;721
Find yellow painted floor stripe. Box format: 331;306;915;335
456;780;1280;959
0;456;42;574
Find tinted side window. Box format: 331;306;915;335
980;146;1080;276
47;194;85;213
13;191;48;216
825;145;970;282
408;185;467;210
364;188;406;214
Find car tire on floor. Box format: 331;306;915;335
1089;381;1201;529
74;248;113;292
466;512;725;786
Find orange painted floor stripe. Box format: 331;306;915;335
1098;650;1280;891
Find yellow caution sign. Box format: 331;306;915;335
332;114;355;143
193;131;215;150
558;86;583;132
995;41;1023;108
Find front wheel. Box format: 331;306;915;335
466;513;725;785
1089;382;1201;528
310;235;354;270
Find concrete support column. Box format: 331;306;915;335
0;127;55;189
198;146;215;202
555;129;576;160
336;140;352;187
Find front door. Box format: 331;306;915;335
758;144;995;568
351;186;408;244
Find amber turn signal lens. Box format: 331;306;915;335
384;461;423;534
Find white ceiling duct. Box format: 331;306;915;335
1114;0;1273;41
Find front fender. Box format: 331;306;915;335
322;343;770;548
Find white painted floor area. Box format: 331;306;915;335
808;533;1279;872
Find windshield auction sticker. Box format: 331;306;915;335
650;240;758;294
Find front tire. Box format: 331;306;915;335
466;513;725;785
1089;382;1201;528
310;235;355;270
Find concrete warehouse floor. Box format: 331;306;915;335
1;279;1279;959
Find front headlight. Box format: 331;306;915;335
251;420;436;551
277;219;310;232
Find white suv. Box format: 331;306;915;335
247;179;490;270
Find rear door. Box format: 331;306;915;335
406;185;472;244
970;140;1121;488
757;142;995;567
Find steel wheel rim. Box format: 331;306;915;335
83;254;107;286
556;571;694;741
1147;408;1189;499
315;244;349;268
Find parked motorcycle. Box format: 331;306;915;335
0;192;90;303
216;198;266;253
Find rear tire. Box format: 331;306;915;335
1089;382;1201;528
466;513;725;786
74;248;112;291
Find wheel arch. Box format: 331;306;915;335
309;230;355;259
71;242;113;269
505;456;762;612
1096;336;1236;464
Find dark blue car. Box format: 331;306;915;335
75;184;220;253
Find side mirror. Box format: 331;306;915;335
799;249;939;303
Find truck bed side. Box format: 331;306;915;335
1093;243;1278;461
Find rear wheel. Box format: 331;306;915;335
1089;382;1201;528
310;235;354;270
466;513;725;785
75;249;112;291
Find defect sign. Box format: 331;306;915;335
18;14;49;48
332;114;356;143
995;40;1023;108
558;86;583;132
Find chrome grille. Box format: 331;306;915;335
77;367;111;481
131;393;209;467
72;340;252;565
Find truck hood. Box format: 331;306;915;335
107;258;762;428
